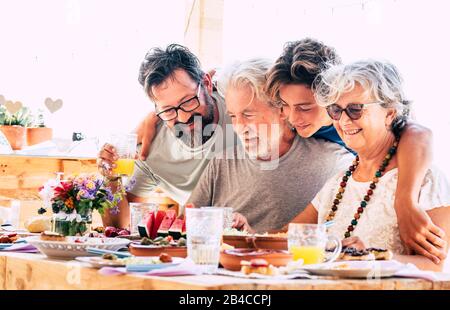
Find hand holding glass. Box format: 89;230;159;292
108;133;137;177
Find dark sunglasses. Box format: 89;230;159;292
326;102;382;121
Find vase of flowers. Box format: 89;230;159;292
38;174;123;236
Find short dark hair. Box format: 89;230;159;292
138;44;204;100
265;38;341;103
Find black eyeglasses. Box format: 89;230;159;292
326;102;382;121
156;84;201;121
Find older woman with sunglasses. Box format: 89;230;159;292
265;38;446;264
290;60;450;271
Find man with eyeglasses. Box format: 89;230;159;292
98;44;237;228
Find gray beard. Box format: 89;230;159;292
173;94;216;148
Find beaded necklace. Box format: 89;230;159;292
325;138;399;238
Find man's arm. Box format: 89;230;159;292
134;111;160;160
395;122;446;263
98;144;158;228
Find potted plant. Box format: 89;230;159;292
27;108;53;146
38;174;124;236
0;105;33;150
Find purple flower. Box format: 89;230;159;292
104;188;114;202
109;205;120;215
125;177;137;192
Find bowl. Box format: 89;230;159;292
129;243;187;258
219;248;293;271
25;236;130;260
222;235;288;250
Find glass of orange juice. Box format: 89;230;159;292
109;133;137;177
288;223;341;265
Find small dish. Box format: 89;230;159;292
302;261;401;279
220;248;293;271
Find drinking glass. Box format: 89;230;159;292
108;133;137;176
200;206;233;230
186;208;223;274
287;223;341;265
129;202;158;234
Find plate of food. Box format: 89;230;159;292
76;252;183;271
129;236;187;257
301;260;402;279
25;232;130;259
125;253;184;272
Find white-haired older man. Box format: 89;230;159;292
188;58;353;233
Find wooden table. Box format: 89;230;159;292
1;252;450;290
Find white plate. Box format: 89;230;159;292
75;256;127;268
25;236;130;260
124;256;184;272
302;260;402;279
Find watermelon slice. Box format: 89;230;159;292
139;211;154;238
151;210;166;239
181;217;186;238
169;214;184;240
137;224;148;238
157;210;177;237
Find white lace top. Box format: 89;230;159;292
312;167;450;255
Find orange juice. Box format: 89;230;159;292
290;246;325;265
112;158;135;176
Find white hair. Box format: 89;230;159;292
217;58;273;104
314;59;410;135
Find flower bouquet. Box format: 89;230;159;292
38;174;124;236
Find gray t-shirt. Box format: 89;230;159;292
188;136;353;233
128;92;238;207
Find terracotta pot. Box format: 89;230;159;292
26;127;53;146
219;248;293;271
0;125;27;150
129;242;187;257
222;235;288;250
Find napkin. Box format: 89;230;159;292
0;243;39;253
217;268;317;280
99;258;203;277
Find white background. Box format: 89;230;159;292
1;0;449;176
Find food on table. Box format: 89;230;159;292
104;226;130;238
167;215;186;240
93;226;105;233
158;252;173;263
240;259;279;276
122;256;173;265
102;253;118;261
0;233;19;243
220;242;235;251
138;211;186;240
24;216;52;233
40;231;66;242
223;228;249;236
157;210;177;237
339;247;376;261
104;226;118;238
139;236;186;247
367;248;393;261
